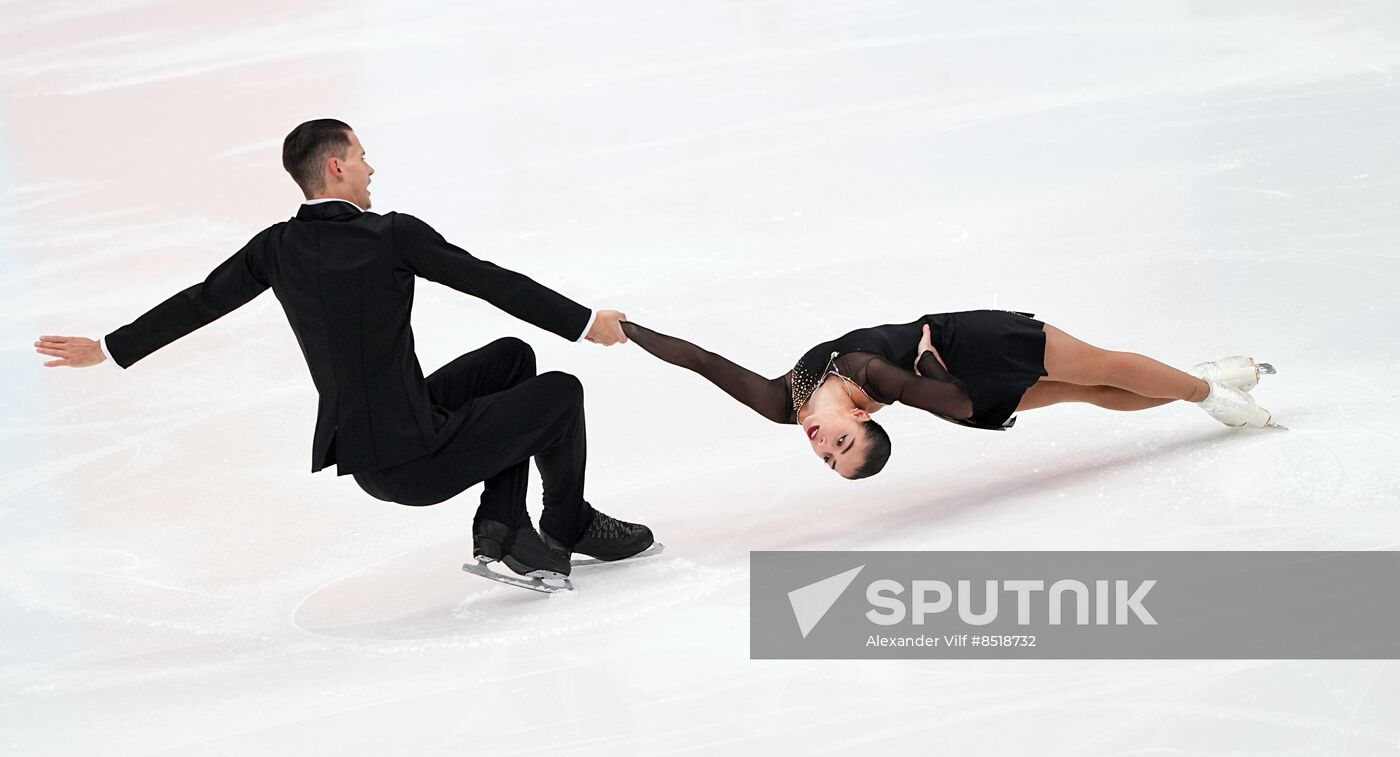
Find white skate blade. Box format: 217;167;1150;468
462;560;574;594
571;542;666;568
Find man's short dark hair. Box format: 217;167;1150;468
282;119;353;196
850;418;892;480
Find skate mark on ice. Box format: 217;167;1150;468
291;535;731;644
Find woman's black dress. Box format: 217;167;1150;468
620;310;1048;430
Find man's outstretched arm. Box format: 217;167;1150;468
394;213;627;345
37;231;272;369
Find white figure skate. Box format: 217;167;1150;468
1189;356;1275;392
1197;379;1276;429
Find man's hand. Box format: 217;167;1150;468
585;310;628;346
35;335;107;368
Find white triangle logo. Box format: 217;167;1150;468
787;565;866;639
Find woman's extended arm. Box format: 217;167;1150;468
620;321;793;424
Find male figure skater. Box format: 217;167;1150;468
35;119;654;589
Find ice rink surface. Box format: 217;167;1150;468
4;0;1400;754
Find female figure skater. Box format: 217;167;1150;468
620;311;1276;479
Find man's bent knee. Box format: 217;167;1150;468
538;371;583;402
354;472;449;507
489;335;534;359
490;336;536;374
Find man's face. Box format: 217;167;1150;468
802;407;869;478
337;131;375;209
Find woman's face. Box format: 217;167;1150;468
801;406;870;478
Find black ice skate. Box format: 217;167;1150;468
544;510;664;567
462;518;574;594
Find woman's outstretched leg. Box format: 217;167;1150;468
1017;380;1176;412
1039;324;1209;402
1036;323;1274;427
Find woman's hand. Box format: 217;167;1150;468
914;324;948;376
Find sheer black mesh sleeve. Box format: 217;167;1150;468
916;350;955;383
861;354;975;421
621;321;794;424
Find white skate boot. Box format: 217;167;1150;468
1196;379;1274;428
1189;356;1275;392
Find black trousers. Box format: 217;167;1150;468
352;337;597;545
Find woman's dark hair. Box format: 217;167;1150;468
282;119;353;196
850;418;892;479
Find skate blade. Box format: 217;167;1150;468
1258;409;1288;431
571;542;666;568
462;560;574;594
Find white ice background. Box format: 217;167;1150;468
3;1;1400;754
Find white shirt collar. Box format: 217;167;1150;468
302;198;366;212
